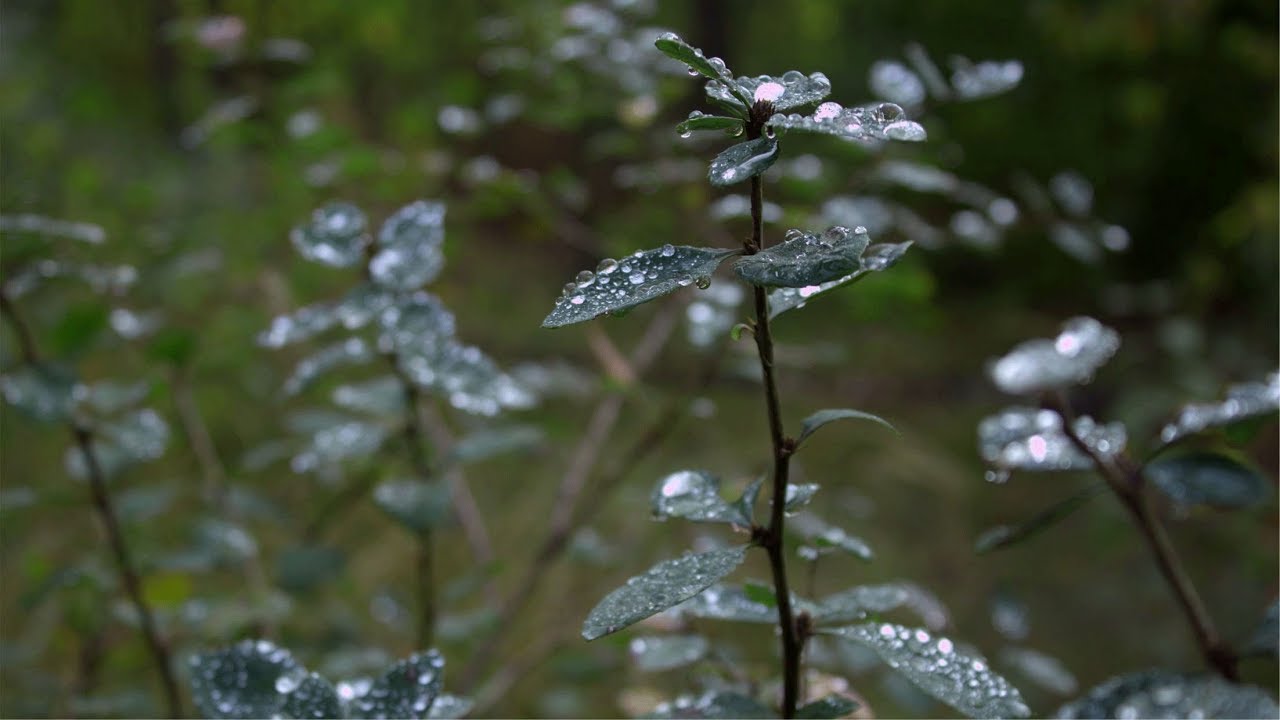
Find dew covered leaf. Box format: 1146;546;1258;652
869;60;927;106
1145;451;1271;510
734;226;868;288
445;425;544;466
348;650;445;719
812;583;952;626
373;480;452;534
974;482;1106;554
426;694;473;719
0;363;77;422
949;58;1024;100
398;341;534;416
187;639;341;719
979;407;1125;475
989;317;1120;395
629;634;709;672
707;71;833;112
797;408;899;448
644;690;774;719
796;694;860;719
783;483;820;512
828;623;1030;718
258;301;342;349
767;102;926;142
583;545;750;640
291;202;369;267
66;409;171;479
378;292;457;355
734;476;764;526
654;33;740;96
1159;371;1279;445
1244;601;1278;657
678;584;776;624
998;647;1078;696
799;524;874;563
708;138;780;186
651;470;750;525
370;200;446;290
290;419;388;473
677;112;744;136
1055;670;1279;719
542;246;738;328
283;338;374;395
768;242;913;320
332;376;405;416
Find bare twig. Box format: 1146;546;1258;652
419;400;494;566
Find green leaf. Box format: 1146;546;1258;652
767;101;925;142
1146;451;1271;510
974;482;1107;554
814;584;922;625
708;138;780;186
989;317;1121;396
275;545;343;594
332;376;405;415
645;691;773;719
654;33;737;87
1159;371;1279;445
348;650;445;719
446;425;544;466
797;408;898;448
283;338;375;395
734;476;764;526
0;363;77;422
784;483;819;512
188;639;342;719
543;246;737;328
979;407;1126;474
426;694;473;719
583;546;750;640
828;623;1030;718
651;470;751;525
65;409;171;479
803;525;874;562
677;112;744;137
629;634;709;672
796;694;860;719
1244;601;1278;657
52;302;108;356
1056;670;1279;719
290;419;388;473
680;584;776;623
743;580;777;608
291;202;369;267
998;647;1078;696
735;226;868;288
370;200;446;290
373;480;452;534
768;242;913;319
707;71;833;112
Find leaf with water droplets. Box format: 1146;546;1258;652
767;102;926;143
373;480;452;534
812;582;952;627
332;376;405;416
1244;601;1278;657
348;650;445;720
708;138;779;186
291;202;369;267
370;200;446;290
828;623;1030;718
654;33;738;89
1055;670;1279;719
542;246;738;328
768;242;913;320
188;639;341;719
799;524;875;563
0;363;77;422
399;340;535;416
1159;371;1279;445
949;58;1024;100
629;634;709;672
783;483;820;513
645;690;774;719
678;584;776;623
1145;451;1271;510
999;647;1077;696
445;425;544;466
979;407;1126;474
677;112;745;137
707;71;833;112
974;482;1106;554
284;338;375;395
734;476;764;526
797;408;898;449
989;317;1120;395
583;545;750;640
651;470;751;525
735;226;868;287
426;694;473;719
290;419;388;474
796;694;861;719
379;292;457;355
869;61;927;106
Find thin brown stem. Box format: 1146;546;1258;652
1051;392;1238;680
419;401;494;567
416;530;436;650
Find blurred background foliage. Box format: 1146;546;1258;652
0;0;1276;717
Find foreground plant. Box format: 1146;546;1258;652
978;316;1279;717
540;33;1028;719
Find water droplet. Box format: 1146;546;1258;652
570;295;585;305
597;258;619;274
754;81;785;103
679;129;692;139
695;276;711;289
576;270;595;287
660;244;675;257
763;125;776;139
687;66;700;77
629;272;645;285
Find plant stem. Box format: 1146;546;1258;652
416;530;436;650
391;360;437;648
748;173;802;717
1052;393;1238;680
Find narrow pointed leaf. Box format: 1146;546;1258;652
1159;371;1279;445
989;317;1120;395
803;525;874;562
291;202;368;267
1146;451;1271;510
629;634;710;672
797;408;898;448
188;639;341;719
373;480;452;534
645;691;773;719
1056;670;1279;719
767;102;926;142
796;694;860;719
348;650;445;719
768;242;913;319
652;470;750;525
735;226;868;288
708;138;779;186
734;476;764;526
975;482;1107;554
654;33;736;87
707;72;833;112
543;246;737;328
828;623;1030;718
679;583;775;623
784;483;819;512
584;546;749;640
677;112;745;136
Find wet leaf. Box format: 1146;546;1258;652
827;623;1030;718
645;690;774;719
373;480;452;534
258;301;342;348
733;476;764;526
290;420;387;473
370;200;447;290
988;317;1120;395
707;71;833;112
542;246;737;328
187;639;341;719
949;58;1024;100
378;293;456;355
742;579;777;608
869;60;927;106
767;102;926;142
768;242;913;319
801;525;874;562
347;650;444;719
332;376;405;416
679;584;775;624
283;338;374;395
735;226;868;288
654;33;738;90
677;112;744;136
629;634;709;672
814;584;932;625
583;545;750;640
0;363;76;422
1159;371;1279;445
651;470;750;525
446;425;544;466
1244;601;1278;657
1055;670;1279;719
784;483;820;512
1146;451;1271;510
708;138;779;186
398;340;534;417
998;647;1077;696
797;408;898;448
796;694;860;719
974;482;1107;554
426;693;473;719
291;202;368;267
979;408;1125;474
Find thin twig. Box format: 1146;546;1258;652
419;400;494;566
1051;391;1238;680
